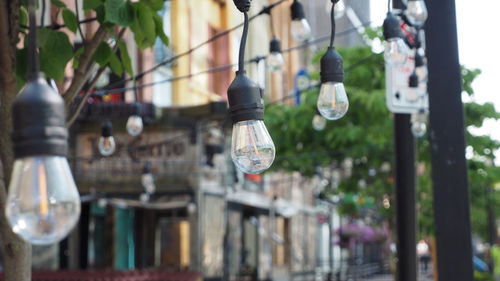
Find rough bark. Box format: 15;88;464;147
0;0;33;280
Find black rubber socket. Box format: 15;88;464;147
415;52;425;67
227;71;264;123
132;102;142;116
270;37;282;53
320;47;344;83
143;162;152;174
291;0;306;20
409;72;419;88
101;121;113;138
383;12;404;40
12;74;68;158
233;0;251;13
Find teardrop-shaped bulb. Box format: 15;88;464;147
317;82;349;120
267;52;285;72
231;120;275;174
384;38;409;65
6;156;81;245
126;115;143;136
411;121;427;137
141;173;156;194
291;19;312;42
98;136;116;156
312;114;327;131
405;0;428;27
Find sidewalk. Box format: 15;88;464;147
359;274;433;281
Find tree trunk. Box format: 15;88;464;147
0;0;32;280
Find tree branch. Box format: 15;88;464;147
63;25;108;106
66;28;127;127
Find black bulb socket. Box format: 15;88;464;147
227;71;264;124
101;121;113;138
143;162;152;174
291;0;306;20
320;47;344;83
132;102;142;116
409;72;419;88
12;73;68;159
270;37;282;53
415;52;425;68
383;12;404;40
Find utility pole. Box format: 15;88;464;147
425;0;474;280
392;0;418;280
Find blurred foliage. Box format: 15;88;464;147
264;44;500;241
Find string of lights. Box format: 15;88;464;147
89;22;371;98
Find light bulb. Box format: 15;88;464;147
291;19;311;42
139;193;150;203
267;52;285;72
98;136;116;156
141;173;156;194
317;82;349;120
126;115;143;136
6;156;81;245
326;0;346;19
405;0;428;27
411;121;427;137
231;120;275;174
312;114;327;131
384;38;409;65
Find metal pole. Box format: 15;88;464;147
393;114;417;281
425;0;474;279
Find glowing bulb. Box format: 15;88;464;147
98;136;116;156
267;52;285;72
139;193;150;203
405;0;428;27
411;121;427;137
312;114;327;131
126;115;143;136
384;38;409;65
291;19;311;42
317;82;349;120
6;156;81;245
326;0;346;19
141;173;156;194
231;120;275;174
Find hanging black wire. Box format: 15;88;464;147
28;0;39;78
75;0;85;43
329;0;337;48
41;0;46;27
388;0;391;13
238;12;249;72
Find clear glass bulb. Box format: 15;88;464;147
126;115;143;136
291;19;312;42
6;156;81;245
312;114;327;131
384;38;409;65
141;173;156;194
411;121;427;137
98;136;116;156
326;0;346;19
267;52;285;72
317;82;349;120
405;0;428;27
231;120;275;174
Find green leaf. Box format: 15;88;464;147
84;0;103;11
143;0;164;11
153;13;169;46
105;0;134;26
73;47;85;69
62;9;78;33
51;0;66;8
136;3;156;46
93;42;112;66
108;52;123;76
19;7;28;26
38;29;74;81
118;41;133;76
